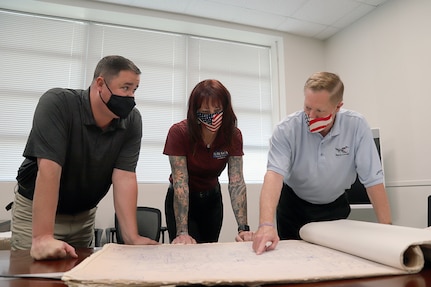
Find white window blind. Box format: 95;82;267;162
0;10;88;181
0;10;274;184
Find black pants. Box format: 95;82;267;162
277;184;351;240
165;184;223;243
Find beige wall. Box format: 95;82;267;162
324;0;431;228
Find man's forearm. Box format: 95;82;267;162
32;159;61;238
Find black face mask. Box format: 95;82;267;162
100;80;136;119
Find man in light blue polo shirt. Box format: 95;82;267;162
252;72;392;255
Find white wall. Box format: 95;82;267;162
283;35;325;115
324;0;431;228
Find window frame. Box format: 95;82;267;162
0;7;285;184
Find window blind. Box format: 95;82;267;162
0;10;88;181
0;9;274;183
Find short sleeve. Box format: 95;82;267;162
163;121;189;156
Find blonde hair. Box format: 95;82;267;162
304;72;344;104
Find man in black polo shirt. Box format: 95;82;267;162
11;55;158;260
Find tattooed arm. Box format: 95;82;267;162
228;156;252;242
169;155;197;244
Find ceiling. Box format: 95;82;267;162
89;0;389;40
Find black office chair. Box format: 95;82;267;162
94;228;103;247
106;206;167;243
428;195;431;227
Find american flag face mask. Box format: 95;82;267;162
197;111;223;132
305;113;333;133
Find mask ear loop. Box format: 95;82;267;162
103;79;115;94
97;78;111;106
99;91;109;105
335;101;344;112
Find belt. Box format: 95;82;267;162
190;185;221;199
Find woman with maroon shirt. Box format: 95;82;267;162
163;79;252;244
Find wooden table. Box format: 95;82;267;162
0;249;92;286
0;249;429;286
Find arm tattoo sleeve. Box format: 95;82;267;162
169;156;190;234
227;156;248;226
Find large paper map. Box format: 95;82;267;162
62;220;431;286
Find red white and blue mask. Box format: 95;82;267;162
305;113;333;133
197;111;223;132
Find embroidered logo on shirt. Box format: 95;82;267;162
335;146;349;156
213;150;229;159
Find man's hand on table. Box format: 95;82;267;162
30;236;78;260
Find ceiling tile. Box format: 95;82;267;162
332;3;375;29
206;0;246;7
314;26;339;40
356;0;388;5
92;0;192;13
232;8;287;30
185;0;243;23
242;0;308;17
85;0;390;40
277;17;327;38
293;0;361;25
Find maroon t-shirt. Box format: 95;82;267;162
163;119;244;192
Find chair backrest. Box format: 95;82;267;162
94;228;103;247
114;206;162;243
428;195;431;227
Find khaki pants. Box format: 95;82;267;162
11;191;96;250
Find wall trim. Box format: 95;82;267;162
386;180;431;188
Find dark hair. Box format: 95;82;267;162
187;79;237;147
93;55;141;82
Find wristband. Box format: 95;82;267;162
237;224;250;233
258;222;274;228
